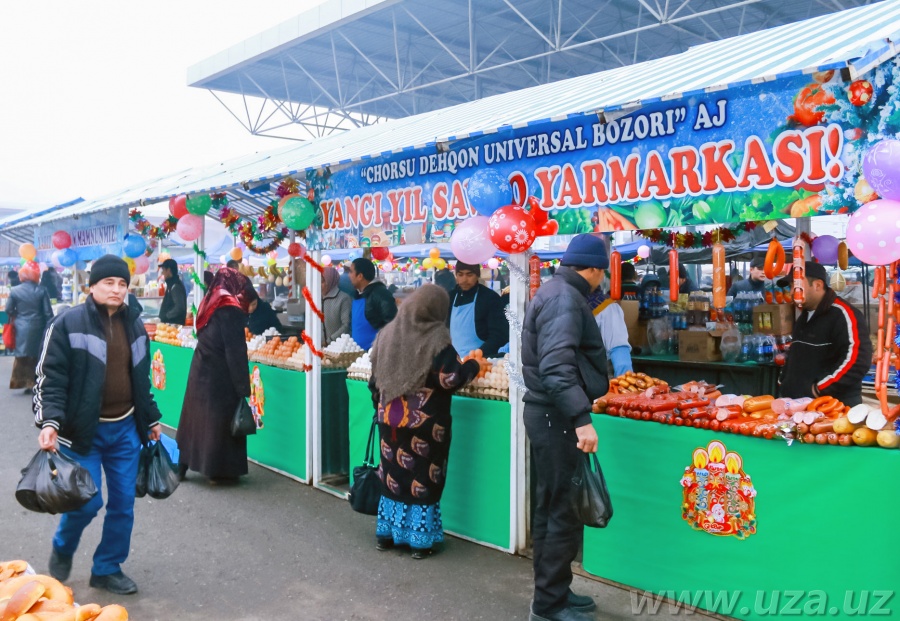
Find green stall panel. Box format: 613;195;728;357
246;363;307;481
149;342;193;428
583;415;899;620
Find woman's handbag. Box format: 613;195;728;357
348;418;381;515
231;398;257;437
3;321;15;350
570;452;613;528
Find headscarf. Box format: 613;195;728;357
203;270;214;291
18;263;40;284
195;268;258;332
370;284;452;403
322;266;340;295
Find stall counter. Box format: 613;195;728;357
632;354;780;397
583;414;898;620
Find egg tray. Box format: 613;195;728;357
323;351;364;368
457;386;510;401
347;372;371;382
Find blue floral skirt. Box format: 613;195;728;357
376;496;444;550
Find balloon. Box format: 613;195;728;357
371;246;391;261
811;234;840;264
58;248;77;267
51;231;72;250
487;258;500;270
429;247;441;260
433;258;447;270
124;257;136;276
382;261;394;271
267;258;277;266
467;168;512;216
846;199;900;265
18;243;36;261
287;242;305;258
51;251;63;269
123;234;146;258
450;216;495;264
134;255;150;275
637;245;651;259
862;139;900;200
169;195;188;219
229;247;243;261
186;194;212;216
267;251;278;260
280;195;317;231
322;255;333;266
77;247;97;262
176;214;203;241
423;258;435;270
159;251;172;262
488;205;537;254
219;254;228;265
19;261;40;282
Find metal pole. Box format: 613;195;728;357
509;252;528;555
194;217;205;309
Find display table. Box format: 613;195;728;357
346;379;511;550
632;354;779;397
583;415;898;620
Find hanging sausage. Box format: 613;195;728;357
792;242;806;309
712;243;726;309
764;239;785;280
609;250;622;300
668;249;679;303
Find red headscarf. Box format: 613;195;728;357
195;268;258;332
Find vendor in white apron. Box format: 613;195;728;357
348;258;397;350
588;288;633;376
447;261;508;358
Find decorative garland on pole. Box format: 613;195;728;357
302;286;325;322
216;193;290;255
636;221;760;249
300;330;324;359
129;209;178;240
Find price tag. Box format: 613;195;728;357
763;220;779;233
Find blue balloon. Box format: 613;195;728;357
466;168;512;216
58;248;77;267
123;234;146;258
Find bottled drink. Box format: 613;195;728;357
739;335;752;362
755;335;767;364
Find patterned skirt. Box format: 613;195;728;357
376;496;444;550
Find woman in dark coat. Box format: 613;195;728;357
368;284;480;559
176;268;257;483
6;263;52;390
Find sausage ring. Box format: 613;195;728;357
764;239;785;280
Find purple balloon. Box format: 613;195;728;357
862;139;900;201
846;199;900;265
450;216;495;264
811;234;840;264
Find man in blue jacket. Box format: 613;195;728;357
35;255;162;595
522;234;609;621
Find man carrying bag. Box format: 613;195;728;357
34;255;163;595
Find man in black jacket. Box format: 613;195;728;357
35;255;162;595
779;261;871;406
446;261;508;358
158;258;187;325
348;258;397;350
522;234;609;621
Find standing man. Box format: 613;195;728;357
348;258;397;350
620;262;641;299
34;255;162;595
158;258;187;325
447;261;508;358
522;234;609;621
727;256;768;297
778;262;871;406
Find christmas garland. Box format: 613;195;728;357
637;222;759;248
302;254;326;276
300;330;324;359
302;286;325;322
129;209;178;240
191;271;207;294
219;203;289;255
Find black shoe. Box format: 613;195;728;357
375;538;394;551
178;463;188;482
48;548;72;582
89;571;138;595
410;547;433;560
567;590;596;613
529;604;593;621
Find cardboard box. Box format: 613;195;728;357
752;304;795;335
678;329;723;362
617;301;649;352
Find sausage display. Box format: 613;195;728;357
668;249;679;302
610;250;622;300
764;238;785;280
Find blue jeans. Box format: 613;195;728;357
52;418;142;576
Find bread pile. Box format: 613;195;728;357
0;560;128;620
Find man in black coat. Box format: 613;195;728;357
35;255;162;595
522;234;609;621
348;258;397;350
728;255;769;297
446;261;508;358
158;258;187;325
778;262;871;406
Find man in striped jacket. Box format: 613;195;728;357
779;261;872;407
34;255;162;595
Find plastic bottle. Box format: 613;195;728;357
755;335;767;364
739;335;752;362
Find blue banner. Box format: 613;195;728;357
35;208;129;263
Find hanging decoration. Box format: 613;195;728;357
191;271;208;294
130;209;179;240
219;198;290;256
302;286;325;322
185;194;213;216
506;258;531;287
191;243;209;267
169;195;188;219
300;330;324;359
51;231;72;250
637;222;759;249
303;254;326;276
488;205;537;253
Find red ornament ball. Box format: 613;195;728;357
848;80;873;106
370;246;391;261
488;204;536;254
287;242;305;258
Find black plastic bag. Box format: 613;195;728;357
16;450;98;515
348;419;381;515
135;441;180;500
231;398;257;437
570;453;613;528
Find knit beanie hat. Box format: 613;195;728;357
89;255;131;286
560;234;609;269
454;261;482;275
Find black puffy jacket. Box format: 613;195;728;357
522;267;608;428
159;276;187;325
33;295;162;454
360;281;397;330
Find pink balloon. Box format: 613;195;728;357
487;258;500;270
134;255;150;275
450;216;495;264
637;245;651;259
846;199;900;265
176;214;203;242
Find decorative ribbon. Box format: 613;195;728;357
191;271;207;293
302;286;324;322
302;254;325;275
300;330;324;359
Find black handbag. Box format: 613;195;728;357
135;441;180;500
570;452;614;528
348;418;381;515
15;450;98;515
231;398;257;437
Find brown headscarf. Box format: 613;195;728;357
370;284;452;402
322;266;340;295
195;267;258;332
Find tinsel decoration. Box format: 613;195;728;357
191;271;207;293
129;209;178;240
276;177;300;198
219;204;289;255
504;304;523;338
637;221;759;249
302;254;326;276
775;422;796;447
300;330;324;359
302;286;325;322
506;260;531;287
503;359;528;394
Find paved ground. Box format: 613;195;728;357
0;356;714;621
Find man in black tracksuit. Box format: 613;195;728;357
522;234;609;621
779;261;871;406
446;261;508;358
158;258;187;325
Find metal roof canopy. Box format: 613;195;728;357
4;2;900;243
188;0;875;140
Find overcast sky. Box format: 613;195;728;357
0;1;328;212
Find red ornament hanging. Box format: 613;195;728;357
848;80;874;106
